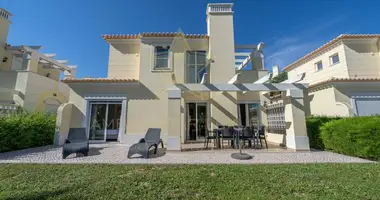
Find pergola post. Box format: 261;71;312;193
27;51;39;73
284;89;310;150
167;88;182;150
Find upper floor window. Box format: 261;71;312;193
315;61;323;72
186;51;207;83
154;46;171;70
330;53;340;65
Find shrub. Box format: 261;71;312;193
0;112;56;152
306;116;341;150
320;116;380;160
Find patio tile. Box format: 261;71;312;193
0;144;373;164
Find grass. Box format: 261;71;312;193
0;164;379;200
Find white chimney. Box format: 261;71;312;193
272;65;280;78
206;3;235;83
0;8;12;70
0;8;12;47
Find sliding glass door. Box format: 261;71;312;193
88;102;122;143
238;103;260;127
89;104;107;141
186;102;208;141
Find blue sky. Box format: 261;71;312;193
1;0;379;78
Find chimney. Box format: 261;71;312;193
0;8;12;70
272;65;280;77
0;8;12;47
206;3;235;82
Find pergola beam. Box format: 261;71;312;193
6;45;74;72
254;73;273;83
200;73;208;84
22;46;72;72
234;58;246;63
44;54;56;58
173;83;308;92
235;44;256;49
236;55;252;70
234;52;251;57
228;73;241;84
57;60;68;64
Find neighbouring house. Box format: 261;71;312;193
283;34;380;117
56;3;310;150
0;8;77;115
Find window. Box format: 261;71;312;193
266;102;285;134
186;51;207;83
330;53;340;65
154;46;170;70
315;61;323;72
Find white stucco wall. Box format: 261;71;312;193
286;38;380;117
344;40;380;78
0;71;18;102
308;87;348;116
107;42;140;79
0;71;69;110
22;72;70;111
287;43;349;84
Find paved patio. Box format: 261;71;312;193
0;144;373;164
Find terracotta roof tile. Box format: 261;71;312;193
62;78;138;83
309;77;380;88
102;32;208;40
284;34;380;72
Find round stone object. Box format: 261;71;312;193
231;153;253;160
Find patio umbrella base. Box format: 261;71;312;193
231;153;252;160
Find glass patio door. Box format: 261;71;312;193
238;103;261;127
89;103;107;142
88;102;122;143
186;102;208;141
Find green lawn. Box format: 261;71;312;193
0;164;380;200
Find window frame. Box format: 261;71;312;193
186;51;207;83
315;61;323;72
329;53;340;66
152;45;172;72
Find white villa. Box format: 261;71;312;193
0;8;77;115
1;4;310;151
283;34;380;117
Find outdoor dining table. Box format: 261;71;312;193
213;127;243;149
213;126;261;149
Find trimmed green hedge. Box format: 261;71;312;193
321;116;380;160
0;112;56;153
306;116;341;150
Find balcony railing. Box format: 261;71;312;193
0;104;18;116
207;3;233;14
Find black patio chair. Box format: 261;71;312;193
258;126;268;149
204;129;218;148
62;128;89;159
242;126;255;148
221;126;235;148
127;128;164;159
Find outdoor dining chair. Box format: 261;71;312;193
242;126;255;149
221;126;235;149
204;129;218;148
258;126;268;149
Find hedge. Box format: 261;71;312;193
306;116;341;150
320;116;380;160
0;112;56;153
